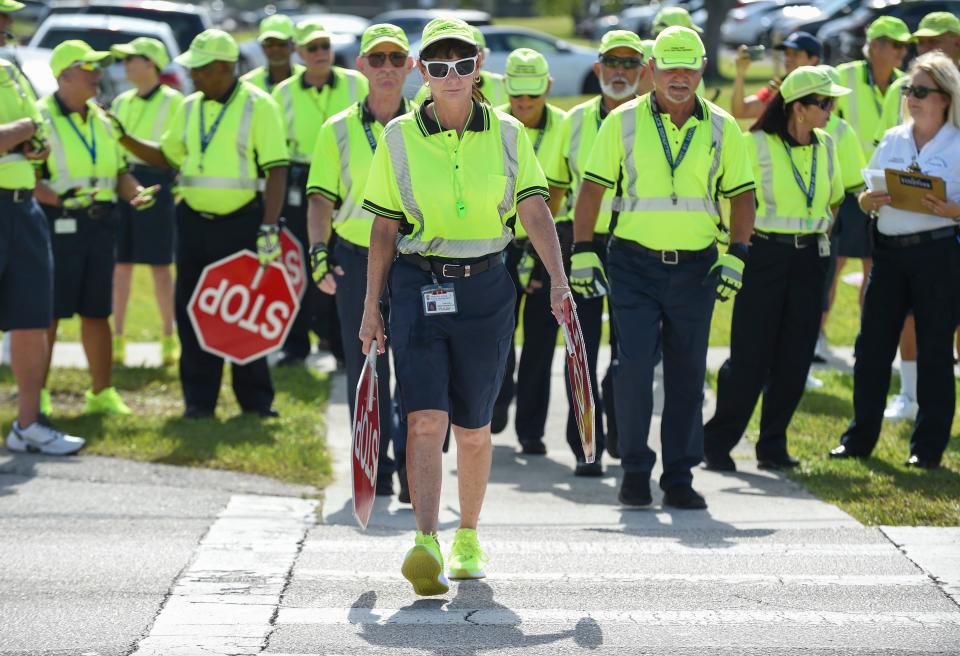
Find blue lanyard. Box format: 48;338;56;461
65;109;97;167
199;94;233;155
783;139;818;210
652;99;697;203
362;120;377;153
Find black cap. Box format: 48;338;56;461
774;31;822;59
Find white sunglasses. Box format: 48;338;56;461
422;55;478;79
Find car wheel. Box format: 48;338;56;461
581;71;600;95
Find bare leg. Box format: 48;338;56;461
900;316;918;361
11;329;48;426
81;317;113;394
42;321;58;387
112;263;134;337
151;265;175;337
406;409;449;534
453;422;492;530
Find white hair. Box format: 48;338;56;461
909;50;960;128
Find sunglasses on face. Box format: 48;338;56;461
877;37;908;50
510;93;542;100
902;84;946;99
422;56;478;79
600;55;643;70
799;96;835;111
305;42;331;53
365;51;407;68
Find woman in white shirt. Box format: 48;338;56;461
830;52;960;469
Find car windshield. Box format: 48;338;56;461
37;27;167;54
48;6;200;51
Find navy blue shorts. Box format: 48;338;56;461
389;255;516;429
833;193;873;259
0;195;54;330
116;166;175;265
43;203;117;320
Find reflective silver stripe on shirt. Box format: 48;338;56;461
347;73;358;102
384;123;426;241
0;153;26;163
236;95;255;179
497;120;519;221
845;66;859;136
612;196;720;216
620;105;638;203
567;107;584;180
332;117;371;223
178;176;266;191
706;106;725;215
280;84;297;155
754;131;778;218
151;92;174;142
753;131;832;234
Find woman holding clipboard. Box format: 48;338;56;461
830;52;960;469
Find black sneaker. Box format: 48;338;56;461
663;485;707;510
703;451;736;472
574;460;603;477
519;438;547;455
398;465;411;504
618;472;652;507
183;406;214;419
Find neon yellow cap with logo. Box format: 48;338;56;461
0;0;25;12
912;12;960;39
866;16;911;43
50;40;112;77
258;14;295;43
780;65;850;103
174;29;238;68
504;47;549;96
295;19;330;47
111;37;170;70
470;25;487;50
420;17;477;52
653;6;703;35
816;64;843;87
652;26;705;70
361;23;409;55
598;29;645;55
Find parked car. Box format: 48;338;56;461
403;25;600;99
720;0;813;48
818;0;960;63
39;0;212;53
370;8;492;41
0;45;57;98
238;12;369;73
593;0;707;40
766;0;863;48
28;14;188;99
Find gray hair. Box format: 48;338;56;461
909;51;960;128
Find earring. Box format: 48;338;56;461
475;75;481;83
424;80;430;87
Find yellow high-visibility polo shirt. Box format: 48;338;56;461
584;93;755;251
240;63;306;94
835;60;902;160
0;58;42;190
161;80;289;215
111;83;183;166
306;98;414;248
874;75;908;144
825;113;867;192
362;100;549;258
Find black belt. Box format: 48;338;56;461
399;252;503;278
611;237;715;264
337;239;368;255
189;199;262;221
753;230;820;248
62;202;114;220
874;226;958;249
0;188;33;203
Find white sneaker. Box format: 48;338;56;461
6;421;85;455
814;332;829;362
806;373;824;390
883;394;919;422
0;332;9;366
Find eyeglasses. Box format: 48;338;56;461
600;55;643;70
876;37;908;50
305;42;331;53
902;84;947;100
798;96;835;111
365;51;407;68
73;61;102;72
422;56;478;79
509;93;542;100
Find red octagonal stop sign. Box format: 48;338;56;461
187;251;300;365
279;227;306;302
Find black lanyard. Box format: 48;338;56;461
362;120;378;153
652;96;697;204
532;126;546;154
783;139;818;210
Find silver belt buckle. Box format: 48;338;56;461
441;263;456;278
661;250;679;265
794;234;804;249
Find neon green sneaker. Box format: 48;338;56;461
401;531;449;596
84;386;132;416
112;335;126;365
39;388;52;417
447;527;488;580
160;334;178;366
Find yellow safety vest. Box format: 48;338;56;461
240;63;306;94
0;58;42;190
835;60;902;160
557;96;619;232
111;83;183;166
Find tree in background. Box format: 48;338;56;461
703;0;737;82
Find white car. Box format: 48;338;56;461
404;25;600;99
0;46;57;98
28;13;190;100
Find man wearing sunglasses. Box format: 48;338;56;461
305;23;414;501
575;26;756;510
271;19;368;368
413;25;506;107
1;0;86;455
240;14;304;94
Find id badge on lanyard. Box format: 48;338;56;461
421;274;458;316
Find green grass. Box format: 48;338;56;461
0;364;333;491
715;369;960;526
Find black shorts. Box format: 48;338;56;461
833;193;873;259
0;195;53;330
43;203;118;320
116;166;175;265
389;255;516;429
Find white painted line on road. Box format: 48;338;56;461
276;607;960;627
130;494;317;656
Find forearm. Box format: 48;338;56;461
730;74;748;118
306;194;334;246
572;180;605;243
518;195;567;285
729;190;756;245
364;217;398;308
118;134;170;170
547;185;566;217
261;166;288;226
116;172;143;203
0;118;34;153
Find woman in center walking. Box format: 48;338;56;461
360;17;569;596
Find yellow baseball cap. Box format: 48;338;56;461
111;37;170;70
652;26;705;70
257;14;295;43
0;0;25;12
174;29;238;68
294;19;330;47
504;48;549;96
360;23;409;55
816;64;842;87
420;17;477;52
640;39;655;61
653;6;703;35
470;25;487;50
598;29;645;55
50;40;112;77
912;12;960;39
780;65;850;103
866;16;911;43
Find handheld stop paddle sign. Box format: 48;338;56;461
351;340;380;529
560;294;596;463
